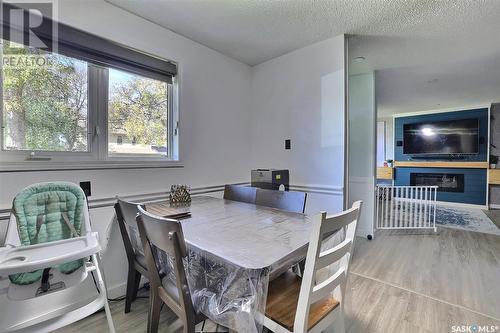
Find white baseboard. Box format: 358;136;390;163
107;277;149;299
356;227;374;239
488;204;500;210
107;281;127;299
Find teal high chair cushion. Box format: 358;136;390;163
9;183;86;285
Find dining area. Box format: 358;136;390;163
114;184;362;333
2;1;500;332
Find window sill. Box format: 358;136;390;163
0;160;184;172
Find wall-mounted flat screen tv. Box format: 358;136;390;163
403;118;479;155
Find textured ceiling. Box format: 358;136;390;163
105;0;500;114
375;55;500;117
346;1;500;115
106;0;500;66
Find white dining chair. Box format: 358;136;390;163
264;201;362;333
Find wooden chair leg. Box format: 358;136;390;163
131;270;142;301
148;293;162;333
125;267;137;313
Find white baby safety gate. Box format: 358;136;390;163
375;185;438;232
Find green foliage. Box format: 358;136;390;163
3;41;169;153
3;44;88;151
109;76;168;146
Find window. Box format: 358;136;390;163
108;69;170;157
0;44;177;165
0;4;178;169
2;42;89;152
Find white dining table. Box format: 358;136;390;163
144;195;313;333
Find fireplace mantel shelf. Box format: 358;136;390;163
394;161;488;169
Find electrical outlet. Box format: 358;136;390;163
80;181;91;197
285;139;291;150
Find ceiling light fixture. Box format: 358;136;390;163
353;56;365;63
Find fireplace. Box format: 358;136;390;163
410;172;465;193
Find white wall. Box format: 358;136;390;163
348;73;376;238
250;36;346;215
0;0;253;295
376;121;385;166
377;116;394;161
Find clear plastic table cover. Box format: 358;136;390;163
151;229;346;333
137;196;322;333
157;245;269;333
129;221;270;332
129;224;145;257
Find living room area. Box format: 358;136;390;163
377;106;500;235
344;28;500;331
373;61;500;236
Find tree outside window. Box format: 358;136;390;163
1;41;172;159
2;41;88;152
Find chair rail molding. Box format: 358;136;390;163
0;182;344;221
289;184;343;196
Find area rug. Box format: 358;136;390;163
436;205;500;235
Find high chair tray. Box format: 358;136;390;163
0;232;101;275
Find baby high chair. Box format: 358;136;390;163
0;182;115;332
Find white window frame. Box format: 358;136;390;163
0;61;180;171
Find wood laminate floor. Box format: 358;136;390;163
483;209;500;229
350;228;500;321
53;292;227;333
56;227;500;333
